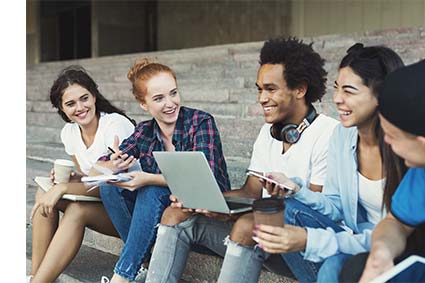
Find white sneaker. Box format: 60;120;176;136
132;266;148;283
101;276;110;283
26;275;33;283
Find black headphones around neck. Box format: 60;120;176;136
270;105;317;144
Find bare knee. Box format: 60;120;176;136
161;207;191;226
230;213;255;246
33;189;60;219
62;202;89;224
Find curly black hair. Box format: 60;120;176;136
259;37;327;104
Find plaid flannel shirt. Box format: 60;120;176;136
99;106;231;192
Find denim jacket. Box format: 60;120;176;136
293;124;375;262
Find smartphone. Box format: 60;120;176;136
246;171;295;191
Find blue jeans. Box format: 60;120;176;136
146;214;234;283
100;184;171;280
281;198;345;283
217;198;344;283
317;253;351;283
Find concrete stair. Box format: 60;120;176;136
26;172;294;282
26;27;425;282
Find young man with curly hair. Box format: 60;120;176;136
145;37;339;283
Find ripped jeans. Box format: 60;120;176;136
145;214;234;283
217;198;345;283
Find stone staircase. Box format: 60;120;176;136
26;27;425;282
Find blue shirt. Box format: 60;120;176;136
391;167;425;227
99;106;231;192
293;124;374;262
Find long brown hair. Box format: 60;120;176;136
50;65;136;126
339;43;408;211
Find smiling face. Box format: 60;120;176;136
140;72;181;127
61;84;97;127
333;67;379;129
256;64;302;125
379;114;425;167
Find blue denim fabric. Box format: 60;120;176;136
100;184;171;280
146;214;233;283
294;125;375;261
317;253;351;283
282;198;344;283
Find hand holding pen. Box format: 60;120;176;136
109;135;137;172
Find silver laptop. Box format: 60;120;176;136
153;151;253;214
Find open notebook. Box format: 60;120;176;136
33;176;101;202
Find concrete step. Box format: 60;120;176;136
26;180;295;283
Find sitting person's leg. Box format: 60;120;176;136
280;198;345;282
161;205;193;226
106;185;171;281
32;201;118;283
339;252;369;283
146;212;233;283
100;183;135;241
31;189;62;275
217;212;294;283
316;253;351;283
218;213;266;283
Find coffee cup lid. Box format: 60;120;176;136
253;198;284;213
55;159;75;166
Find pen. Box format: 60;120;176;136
108;147;126;160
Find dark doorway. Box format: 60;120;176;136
40;0;91;62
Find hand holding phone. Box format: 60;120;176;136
246;171;295;191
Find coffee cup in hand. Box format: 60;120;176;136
53;159;75;184
253;198;285;227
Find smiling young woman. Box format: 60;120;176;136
96;59;231;283
251;44;409;283
29;65;135;283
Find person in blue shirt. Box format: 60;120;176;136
240;44;408;283
340;60;425;283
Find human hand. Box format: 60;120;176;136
169;195;195;213
113;171;147;191
168;195;231;219
252;223;307;254
261;172;299;197
50;167;79;183
30;184;66;219
359;244;394;283
109;135;137;172
193;208;234;221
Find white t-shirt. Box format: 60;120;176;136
358;172;385;224
60;112;135;175
248;114;339;197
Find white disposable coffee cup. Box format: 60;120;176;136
54;159;75;184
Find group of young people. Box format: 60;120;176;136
28;37;425;283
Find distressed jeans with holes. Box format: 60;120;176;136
217;198;344;283
146;214;234;283
217;238;266;283
100;184;171;281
